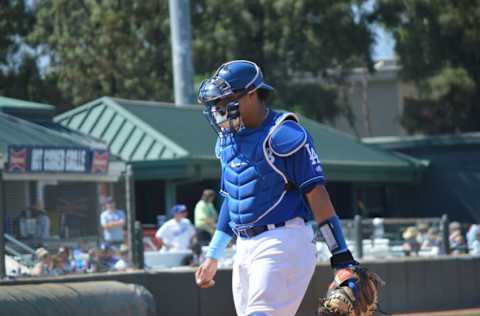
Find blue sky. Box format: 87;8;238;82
373;27;395;60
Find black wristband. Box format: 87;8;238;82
330;250;358;269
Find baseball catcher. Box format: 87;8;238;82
195;59;385;316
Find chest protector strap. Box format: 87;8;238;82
243;112;302;226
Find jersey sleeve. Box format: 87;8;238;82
216;199;233;236
283;132;325;193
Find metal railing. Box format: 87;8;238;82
4;233;36;255
4;233;37;268
312;214;461;260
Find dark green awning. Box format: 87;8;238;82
55;97;427;183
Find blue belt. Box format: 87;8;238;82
236;222;286;238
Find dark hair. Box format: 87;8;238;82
257;89;272;103
201;189;216;201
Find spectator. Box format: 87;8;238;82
18;208;35;239
466;224;479;249
416;223;429;245
32;202;50;245
100;197;126;248
86;248;100;273
98;244;119;272
31;247;52;276
50;255;65;276
113;244;131;272
421;227;442;256
56;247;73;274
402;226;420;256
470;229;480;256
372;217;385;239
194;189;218;242
156;204;196;252
72;247;88;273
449;221;467;255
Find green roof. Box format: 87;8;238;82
0;112;124;182
0;96;56;123
55;97;189;161
363;134;480;150
55;97;426;182
0;96;55;111
0;112;106;156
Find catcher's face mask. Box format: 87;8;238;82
198;60;274;137
198;76;246;136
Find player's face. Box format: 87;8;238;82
238;90;262;127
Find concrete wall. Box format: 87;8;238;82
0;281;155;316
2;257;480;315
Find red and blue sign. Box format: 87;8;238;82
6;145;109;174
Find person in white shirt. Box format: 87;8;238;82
470;229;480;256
155;204;196;252
113;244;131;271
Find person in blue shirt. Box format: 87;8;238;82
100;197;125;248
195;60;361;316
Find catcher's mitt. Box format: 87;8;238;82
318;266;385;316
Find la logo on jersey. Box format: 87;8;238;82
305;144;322;171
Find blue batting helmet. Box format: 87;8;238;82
198;60;273;136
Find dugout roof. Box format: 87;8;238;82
364;134;480;222
55;97;427;183
363;133;480;150
0;111;124;182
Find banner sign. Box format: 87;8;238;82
6;146;109;174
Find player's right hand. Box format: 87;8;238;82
195;257;218;288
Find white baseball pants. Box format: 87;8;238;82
232;217;317;316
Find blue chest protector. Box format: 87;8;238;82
216;111;309;229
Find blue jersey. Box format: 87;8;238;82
216;110;325;235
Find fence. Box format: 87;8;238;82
330;214;465;260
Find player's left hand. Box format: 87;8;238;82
318;266;385;316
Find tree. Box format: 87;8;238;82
29;0;173;107
28;0;376;120
371;0;480;134
191;0;376;122
0;0;31;66
0;1;64;105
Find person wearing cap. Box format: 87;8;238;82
402;226;420;256
113;244;131;271
100;197;126;248
449;221;467;254
31;247;52;276
195;60;367;316
155;204;196;252
194;189;218;240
